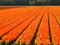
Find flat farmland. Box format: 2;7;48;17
0;6;60;45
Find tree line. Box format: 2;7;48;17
0;0;60;5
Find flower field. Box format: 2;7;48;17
0;6;60;45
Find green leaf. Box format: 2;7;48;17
21;42;26;45
14;43;20;45
5;41;12;45
0;42;4;45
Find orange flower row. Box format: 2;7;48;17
35;9;50;44
1;12;39;44
15;9;44;44
0;14;31;38
49;10;60;44
52;10;60;25
0;7;37;29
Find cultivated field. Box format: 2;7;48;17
0;6;60;45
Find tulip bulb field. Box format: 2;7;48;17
0;6;60;45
